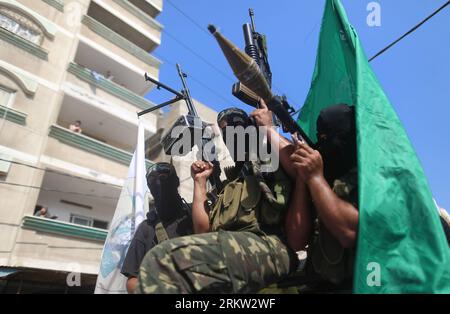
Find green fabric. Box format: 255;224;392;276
298;0;450;293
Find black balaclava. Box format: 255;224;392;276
217;108;254;169
146;162;183;223
316;104;357;184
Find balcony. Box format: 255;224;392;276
41;0;64;12
46;92;155;171
87;1;161;53
0;26;48;60
11;171;119;275
129;0;163;18
74;36;157;96
66;62;156;111
80;14;161;78
47;124;153;168
30;170;120;235
0;105;27;126
110;0;163;32
22;216;107;242
56;76;156;177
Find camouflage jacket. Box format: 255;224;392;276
209;161;292;236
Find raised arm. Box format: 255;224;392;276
250;99;297;179
191;161;214;234
291;142;359;248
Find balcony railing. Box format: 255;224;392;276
146;0;163;13
0;27;48;60
48;124;153;168
22;215;107;242
0;105;27;125
112;0;163;31
67;62;155;110
81;15;161;68
41;0;64;12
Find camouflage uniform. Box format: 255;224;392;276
137;230;294;294
136;164;297;294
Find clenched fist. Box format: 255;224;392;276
191;161;214;182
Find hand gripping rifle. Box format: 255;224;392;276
138;65;224;204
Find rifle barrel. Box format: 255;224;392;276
137;96;183;117
249;8;256;32
176;64;199;117
144;73;184;98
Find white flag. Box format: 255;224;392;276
94;120;149;294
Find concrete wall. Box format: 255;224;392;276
0;0;162;275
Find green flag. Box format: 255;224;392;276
299;0;450;293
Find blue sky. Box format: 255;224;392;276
144;0;450;211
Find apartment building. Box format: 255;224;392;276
0;0;170;293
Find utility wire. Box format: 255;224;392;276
161;29;235;83
290;1;450;117
161;1;450;116
0;181;119;200
153;52;235;105
0;158;122;188
166;0;212;37
162;0;301;106
369;1;450;62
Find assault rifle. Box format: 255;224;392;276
139;65;223;203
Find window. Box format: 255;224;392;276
70;214;93;227
93;220;108;230
0;7;43;45
70;214;109;230
0;86;14;108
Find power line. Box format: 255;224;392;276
290;1;450;117
369;0;450;62
162;1;302;106
166;0;212;37
161;29;235;83
153;52;236;105
0;158;122;188
0;181;119;200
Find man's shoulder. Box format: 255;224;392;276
135;218;156;240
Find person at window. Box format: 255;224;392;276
34;206;57;219
69;120;82;134
105;71;114;81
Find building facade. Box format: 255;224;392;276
0;0;224;293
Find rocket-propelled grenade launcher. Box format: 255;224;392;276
207;25;314;146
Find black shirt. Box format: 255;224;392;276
440;216;450;245
121;207;193;278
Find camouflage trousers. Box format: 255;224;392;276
136;230;297;294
